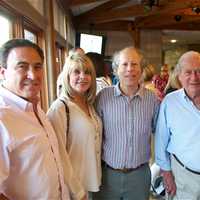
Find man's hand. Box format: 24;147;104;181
161;170;176;196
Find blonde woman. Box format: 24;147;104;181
47;52;102;198
164;66;182;94
143;64;163;101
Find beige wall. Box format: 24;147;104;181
103;31;134;56
66;14;76;47
164;46;187;69
140;29;162;71
53;0;66;39
164;44;200;69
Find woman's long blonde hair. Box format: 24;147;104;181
60;52;96;104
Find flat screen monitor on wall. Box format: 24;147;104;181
76;33;106;55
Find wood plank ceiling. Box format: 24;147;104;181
65;0;200;31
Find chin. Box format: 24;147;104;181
25;91;40;100
78;87;89;93
127;82;137;86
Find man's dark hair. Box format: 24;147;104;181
0;38;44;69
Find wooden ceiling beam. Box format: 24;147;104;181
136;14;200;29
76;20;200;31
75;20;132;31
75;0;130;23
79;0;129;15
154;21;200;30
75;0;200;25
75;4;144;24
70;0;104;7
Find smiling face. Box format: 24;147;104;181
117;48;142;92
178;52;200;99
69;65;92;95
1;47;43;103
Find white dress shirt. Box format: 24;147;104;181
0;86;69;200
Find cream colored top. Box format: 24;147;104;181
47;97;102;192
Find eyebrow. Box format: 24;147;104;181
16;61;43;65
16;61;28;65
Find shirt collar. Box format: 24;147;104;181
0;86;34;111
114;82;145;99
180;88;187;98
179;88;194;103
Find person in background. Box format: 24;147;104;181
143;64;162;101
0;39;85;200
93;46;160;200
155;51;200;199
69;47;85;56
152;64;169;98
56;71;63;97
164;66;182;95
47;52;102;199
111;51;120;85
86;52;111;94
143;64;156;85
104;59;116;84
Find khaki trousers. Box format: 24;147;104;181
167;156;200;200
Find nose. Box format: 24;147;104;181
79;71;86;78
27;68;36;80
127;63;133;71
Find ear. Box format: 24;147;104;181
0;66;6;80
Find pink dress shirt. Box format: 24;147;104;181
0;86;69;200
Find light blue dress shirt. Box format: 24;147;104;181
155;88;200;172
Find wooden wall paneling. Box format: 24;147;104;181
3;0;47;31
44;0;57;104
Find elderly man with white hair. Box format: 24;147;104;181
155;51;200;199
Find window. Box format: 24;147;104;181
0;15;12;46
0;14;12;82
24;29;37;43
56;45;64;71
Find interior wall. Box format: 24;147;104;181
140;29;162;72
53;0;66;39
66;13;76;48
103;31;134;56
164;46;187;69
164;44;200;69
